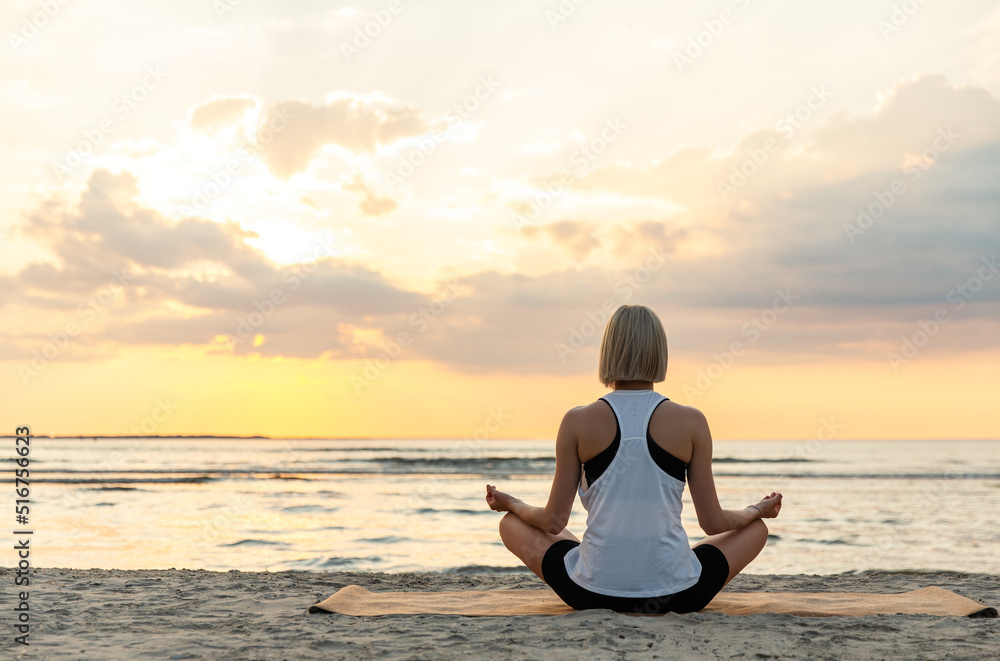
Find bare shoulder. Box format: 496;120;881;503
561;399;618;437
644;399;709;463
646;400;710;466
563;400;609;426
657;399;709;429
561;401;617;462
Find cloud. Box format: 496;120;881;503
342;173;398;216
517;219;687;262
574;75;1000;209
5;74;1000;375
257;92;428;178
458;75;1000;368
19;170;263;293
521;76;1000;316
5;169;428;359
520;220;598;258
189;95;257;132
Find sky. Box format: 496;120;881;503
2;0;999;440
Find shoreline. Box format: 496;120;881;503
4;568;997;659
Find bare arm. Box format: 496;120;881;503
486;409;581;535
687;408;782;535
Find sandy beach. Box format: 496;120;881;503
5;568;996;660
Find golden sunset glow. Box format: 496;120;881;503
3;2;999;440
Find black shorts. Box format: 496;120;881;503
541;540;730;614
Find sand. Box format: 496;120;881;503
4;568;997;660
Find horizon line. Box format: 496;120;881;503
4;435;998;442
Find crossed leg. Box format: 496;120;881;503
500;512;768;587
498;512;580;581
694;518;769;586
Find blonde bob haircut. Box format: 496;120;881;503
598;305;668;387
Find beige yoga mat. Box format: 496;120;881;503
308;584;997;618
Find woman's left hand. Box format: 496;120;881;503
755;491;783;518
485;484;517;512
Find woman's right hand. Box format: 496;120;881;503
755;491;782;518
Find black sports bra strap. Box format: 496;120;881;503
582;398;621;487
646;398;687;482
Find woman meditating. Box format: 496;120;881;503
485;304;782;613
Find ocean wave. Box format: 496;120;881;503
81;486;143;491
852;569;984;577
384;456;553;465
221;539;291;547
445;564;534;574
31;462;554;478
318;557;382;568
36;476;215;484
33;468;323;475
302;456;556;473
714;472;1000;480
32;467;1000;483
144;453;819;467
258;489;342;498
412;507;492;515
797;538;860;546
272;447;440;453
714;457;819;463
279;556;383;568
281;504;339;513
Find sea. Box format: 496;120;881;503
10;438;1000;576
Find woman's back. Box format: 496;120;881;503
562;389;703;597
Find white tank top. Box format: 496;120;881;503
562;390;702;597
